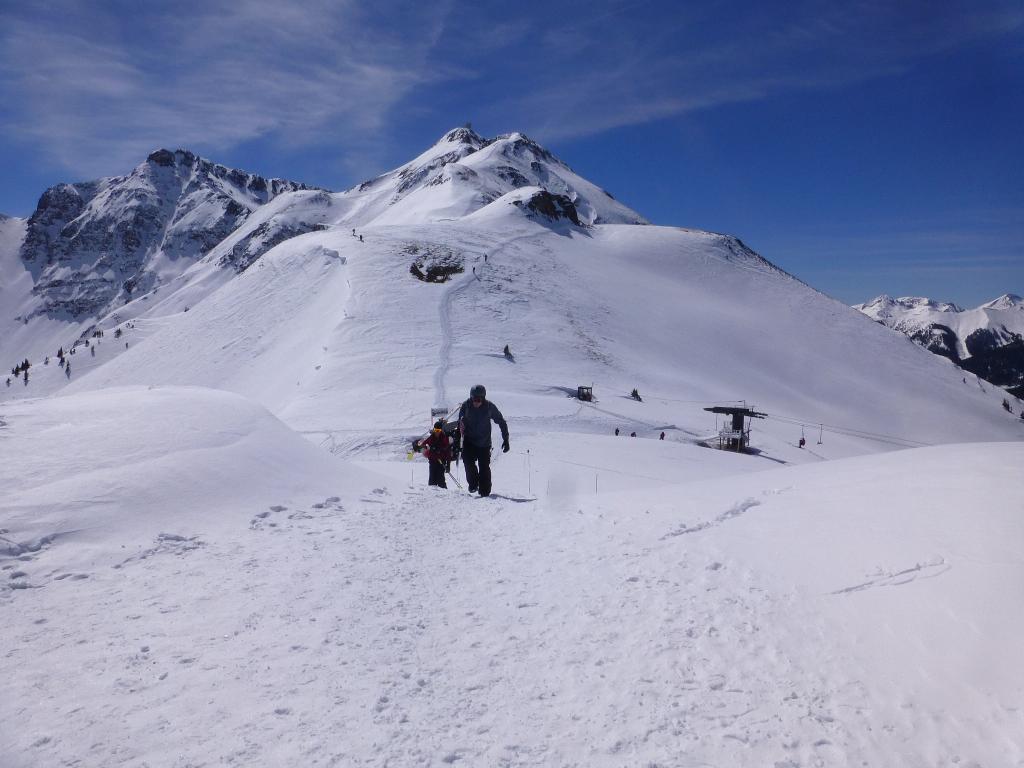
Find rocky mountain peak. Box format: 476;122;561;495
20;152;313;319
146;148;177;167
439;126;487;147
981;294;1024;311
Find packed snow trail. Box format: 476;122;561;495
432;231;546;409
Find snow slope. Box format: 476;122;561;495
3;409;1022;766
54;203;1024;460
1;128;642;375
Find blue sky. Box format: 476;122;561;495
1;0;1021;306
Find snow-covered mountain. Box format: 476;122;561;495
194;127;645;276
3;128;1023;767
855;293;1024;396
343;126;647;226
1;129;647;372
18;149;314;320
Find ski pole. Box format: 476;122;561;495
446;469;463;490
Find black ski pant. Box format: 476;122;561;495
462;442;491;496
428;459;447;488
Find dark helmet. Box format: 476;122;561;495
470;384;486;399
433;420;444;430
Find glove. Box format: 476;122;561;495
502;440;510;453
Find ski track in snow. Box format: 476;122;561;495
830;558;952;595
661;498;763;539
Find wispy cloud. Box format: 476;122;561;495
435;0;1024;142
2;0;1022;181
0;0;458;177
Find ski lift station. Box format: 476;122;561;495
577;385;593;402
704;405;766;452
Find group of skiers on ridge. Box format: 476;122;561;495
418;384;509;497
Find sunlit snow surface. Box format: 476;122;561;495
2;150;1023;765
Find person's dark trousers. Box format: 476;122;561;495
462;442;492;496
428;459;447;488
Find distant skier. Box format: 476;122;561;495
660;432;665;440
799;437;806;449
352;228;356;236
614;428;620;436
503;344;513;361
359;234;363;242
458;384;509;497
65;364;71;379
630;432;637;437
631;388;642;402
419;421;453;488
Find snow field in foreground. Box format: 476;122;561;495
2;387;1022;767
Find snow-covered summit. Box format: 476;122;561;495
980;293;1024;311
343;126;647;226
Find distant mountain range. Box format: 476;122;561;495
855;294;1024;397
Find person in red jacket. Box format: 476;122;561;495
420;420;453;488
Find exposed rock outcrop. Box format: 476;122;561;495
21;150;314;318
